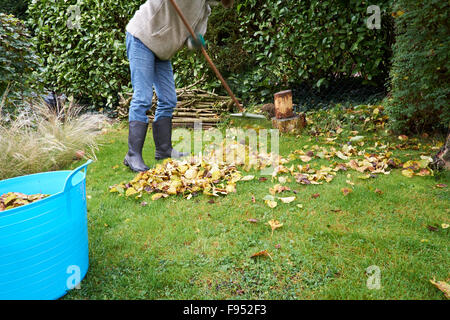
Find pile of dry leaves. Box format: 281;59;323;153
110;139;285;200
0;192;50;212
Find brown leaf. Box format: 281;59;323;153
74;150;85;160
247;218;259;223
267;219;283;236
341;188;352;196
269;184;291;195
374;188;383;195
311;193;320;199
436;184;447;189
250;250;273;261
430;279;450;299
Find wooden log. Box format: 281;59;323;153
274;90;294;119
172;117;221;123
271;113;306;133
150;117;221;123
172;111;219;116
174;108;216;113
173;123;216;129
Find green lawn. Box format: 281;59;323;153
65;117;449;300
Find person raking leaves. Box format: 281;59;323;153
124;0;235;172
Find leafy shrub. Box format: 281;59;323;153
232;0;394;103
27;1;394;110
175;1;395;105
387;1;450;133
0;0;28;19
27;0;139;111
0;99;107;180
173;4;250;93
0;13;42;108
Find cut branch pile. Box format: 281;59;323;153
117;86;235;129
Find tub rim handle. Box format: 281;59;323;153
63;159;93;193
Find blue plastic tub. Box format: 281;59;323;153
0;160;92;300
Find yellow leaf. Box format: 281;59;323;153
299;155;312;162
417;160;430;169
240;175;255;181
167;185;178;195
184;167;198;180
125;188;138;197
265;200;278;209
226;184;236;193
430;279;450;299
151;193;164;201
4;194;17;206
336;151;349;160
278;196;295;204
401;169;414;178
267;219;283;236
211;168;221;181
278;176;288;184
442;224;449;229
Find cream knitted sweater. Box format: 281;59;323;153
126;0;212;60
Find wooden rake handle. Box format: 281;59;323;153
168;0;243;112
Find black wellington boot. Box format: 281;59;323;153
124;121;150;172
152;117;189;160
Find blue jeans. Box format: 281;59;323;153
126;32;177;123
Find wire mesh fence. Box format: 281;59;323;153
292;78;388;114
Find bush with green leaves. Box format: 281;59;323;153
27;0;139;111
0;13;42;108
28;0;394;110
27;1;246;111
172;4;248;94
0;0;28;19
232;0;394;103
386;1;450;133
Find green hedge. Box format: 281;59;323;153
0;0;28;19
234;0;394;103
172;4;248;93
27;0;138;111
387;1;450;133
27;0;394;110
176;1;395;104
0;13;41;106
